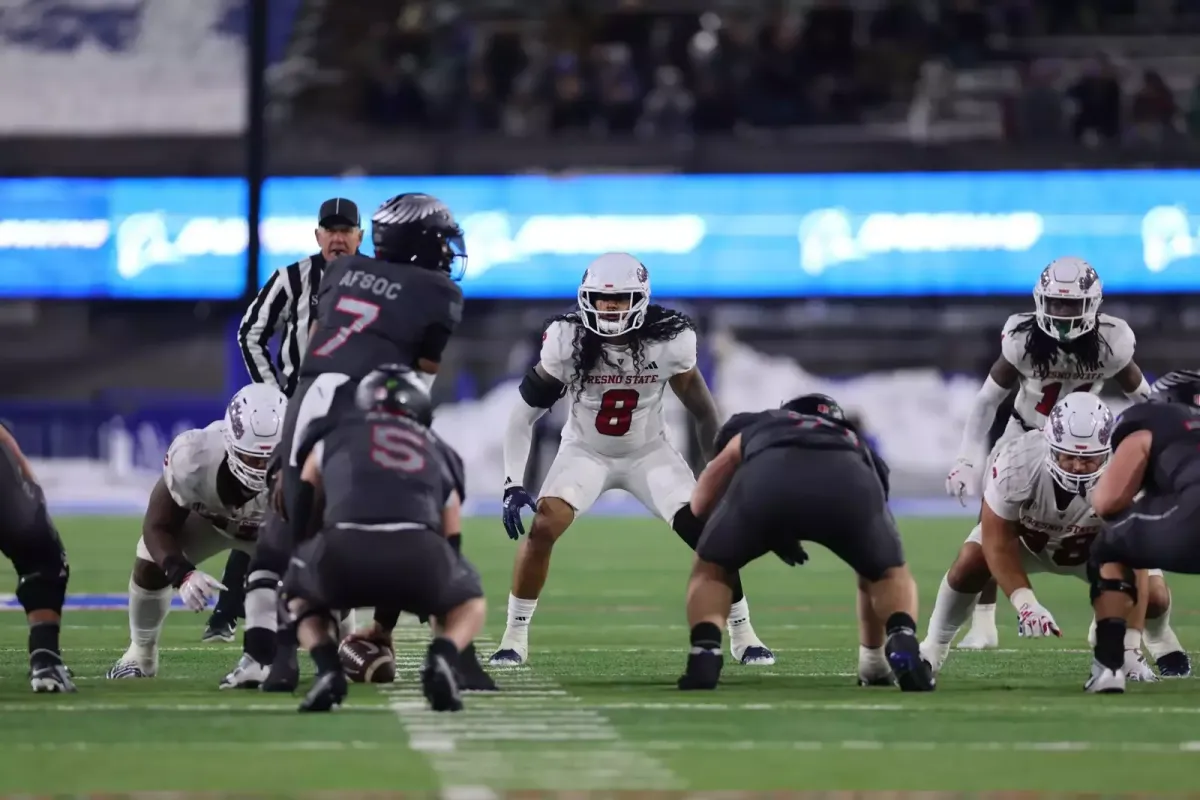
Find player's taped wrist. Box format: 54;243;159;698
162;556;198;589
1125;376;1151;402
1009;587;1037;611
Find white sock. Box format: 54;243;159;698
1125;628;1144;651
727;597;757;641
244;570;279;633
926;574;978;647
128;577;171;656
1145;606;1184;659
858;644;889;679
506;593;537;637
971;603;997;629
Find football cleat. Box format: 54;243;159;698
219;653;270;690
885;629;935;692
457;644;499;692
106;649;157;679
956;623;999;650
1157;650;1192;678
298;670;347;713
422;651;464;712
919;641;949;675
201;616;237;644
1124;649;1158;682
857;672;895;687
732;642;776;666
1084;659;1125;693
488;642;527;667
677;649;723;691
30;651;76;693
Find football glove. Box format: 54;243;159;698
502;485;537;540
177;570;227;613
945;457;982;505
1013;591;1061;638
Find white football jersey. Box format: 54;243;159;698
1001;312;1135;431
983;429;1101;566
540;318;697;457
162;421;268;542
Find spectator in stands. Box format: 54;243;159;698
799;0;858;77
1186;77;1200;137
938;0;993;67
1129;69;1181;143
639;66;694;137
460;66;501;131
1007;60;1066;142
594;44;642;133
548;55;593;131
1067;55;1122;145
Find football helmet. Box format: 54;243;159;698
1033;256;1102;341
1043;392;1113;493
578;252;650;337
356;363;433;426
781;393;846;422
223;384;287;492
372;193;467;280
1150;369;1200;407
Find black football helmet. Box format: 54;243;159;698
356;364;433;425
781;393;846;421
371;193;467;280
1150;370;1200;407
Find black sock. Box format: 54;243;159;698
428;636;459;661
244;626;278;665
886;612;918;637
690;621;722;652
310;640;340;675
447;533;462;554
1095;617;1126;671
213;550;250;618
29;621;61;657
729;571;745;605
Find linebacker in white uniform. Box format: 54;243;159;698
923;393;1187;680
107;384;287;681
492;252;774;667
941;256;1176;651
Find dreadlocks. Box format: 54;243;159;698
544;304;696;400
1009;313;1113;379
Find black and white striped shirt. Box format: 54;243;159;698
238;253;326;397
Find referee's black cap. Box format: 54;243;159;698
318;198;360;228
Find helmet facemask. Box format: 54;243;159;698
1046;444;1108;494
225;443;271;492
577;289;649;337
1034;291;1100;342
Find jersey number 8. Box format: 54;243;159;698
1019;528;1097;567
595;389;639;437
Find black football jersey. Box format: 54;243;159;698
301;255;463;380
1111;402;1200;495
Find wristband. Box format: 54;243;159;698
162;556;197;589
1010;587;1036;610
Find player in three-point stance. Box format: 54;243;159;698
106;384;287;680
941;256;1183;669
679;394;932;692
494;252;774;667
921;392;1185;680
0;422;75;692
1085;370;1200;693
282;365;486;712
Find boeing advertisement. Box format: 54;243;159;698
5;171;1200;298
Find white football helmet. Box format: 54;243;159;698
223;384;287;491
1043;392;1114;494
1033;256;1102;341
577;252;651;337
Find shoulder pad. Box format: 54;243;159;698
163;427;221;507
987;430;1043;501
999;313;1034;367
714;411;765;454
1111;402;1164;449
1099;314;1136;369
539;318;578;385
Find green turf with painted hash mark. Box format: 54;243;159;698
1;515;1199;793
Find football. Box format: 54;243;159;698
338;638;396;683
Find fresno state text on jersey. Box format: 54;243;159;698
539;318;697;458
163;422;268;541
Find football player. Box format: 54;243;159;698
0;423;74;692
493;252;774;667
106;384;286;680
941;256;1174;654
922;392;1187;680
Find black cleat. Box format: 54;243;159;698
422;651;464;712
457;643;499;692
858;674;896;687
298;670;346;712
30;650;76;694
201;615;237;643
260;648;300;693
677;650;723;691
886;630;936;692
1157;650;1192;678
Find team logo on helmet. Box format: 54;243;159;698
581;268;590;283
1039;266;1053;288
1078;265;1099;291
227;398;245;439
1097;408;1114;445
636;264;649;284
1049;404;1065;443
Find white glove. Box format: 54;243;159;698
945;457;982;505
178;570;227;613
1012;589;1061;638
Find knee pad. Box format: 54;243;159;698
1089;562;1138;604
290;604;337;632
16;562;68;616
672;505;704;550
246;569;281;595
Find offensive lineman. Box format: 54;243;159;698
0;423;74;692
1086;370;1200;693
233;192;481;692
943;256;1165;650
921;393;1186;679
107;384;287;679
283;365;486;712
494;252;774;667
679;394;932;692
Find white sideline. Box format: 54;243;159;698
381;626;683;792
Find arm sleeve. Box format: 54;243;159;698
503;400;548;490
955;375;1011;462
238;269;289;388
538;321;574;384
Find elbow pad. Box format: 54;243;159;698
518;367;565;409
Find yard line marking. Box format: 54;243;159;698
381;627;683;791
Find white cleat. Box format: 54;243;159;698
730;635;775;666
1124;649;1159;682
919;640;949;675
488;639;528;667
1084;659;1126;693
106;649;158;679
219;653;270;689
956;624;999;650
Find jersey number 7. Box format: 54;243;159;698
312;297;381;357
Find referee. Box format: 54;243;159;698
201;197;362;643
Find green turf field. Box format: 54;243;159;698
1;515;1199;793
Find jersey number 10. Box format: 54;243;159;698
595;389;639;437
